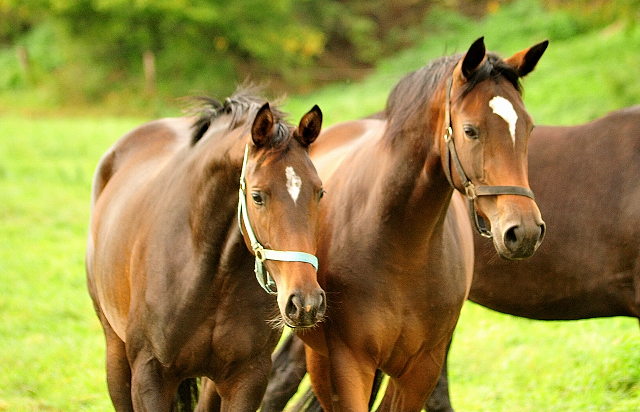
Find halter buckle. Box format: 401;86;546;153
444;126;453;142
464;182;477;200
253;244;266;261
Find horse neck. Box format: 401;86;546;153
379;96;454;248
188;127;247;251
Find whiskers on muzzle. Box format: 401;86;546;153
266;313;287;330
266;310;326;330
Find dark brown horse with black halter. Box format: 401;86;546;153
85;89;326;411
262;105;640;412
254;37;547;412
424;104;640;412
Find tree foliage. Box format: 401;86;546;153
0;0;638;113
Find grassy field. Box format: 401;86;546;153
1;1;640;410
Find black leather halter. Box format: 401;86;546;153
442;77;535;238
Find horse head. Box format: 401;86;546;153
240;103;326;328
442;37;547;259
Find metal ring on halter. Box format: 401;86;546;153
237;144;320;294
253;245;265;262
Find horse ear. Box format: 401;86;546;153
460;37;486;80
252;102;274;148
505;39;549;77
297;105;323;147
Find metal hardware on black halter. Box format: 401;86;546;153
442;76;535;238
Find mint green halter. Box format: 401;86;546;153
238;144;319;294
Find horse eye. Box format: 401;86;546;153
463;125;479;140
318;189;326;200
251;192;264;205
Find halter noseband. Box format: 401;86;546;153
238;144;319;294
442;76;535;238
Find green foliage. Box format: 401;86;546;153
4;0;638;114
287;0;640;127
0;49;26;90
0;0;433;110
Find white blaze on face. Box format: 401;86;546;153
285;166;302;204
489;96;518;146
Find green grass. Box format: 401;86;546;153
2;1;640;410
449;304;640;411
0;117;141;411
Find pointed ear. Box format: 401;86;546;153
460;37;486;80
505;39;548;77
251;102;274;148
297;105;323;147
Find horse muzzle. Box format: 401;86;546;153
487;198;546;260
282;287;326;328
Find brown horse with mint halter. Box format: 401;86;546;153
86;88;325;412
238;143;319;294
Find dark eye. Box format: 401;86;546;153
251;192;264;206
463;125;480;140
318;189;326;201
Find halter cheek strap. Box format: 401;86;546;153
238;144;319;294
442;77;535;238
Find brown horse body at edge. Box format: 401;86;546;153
257;38;547;412
85;89;327;411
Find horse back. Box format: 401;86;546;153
90;118;193;206
310;118;386;180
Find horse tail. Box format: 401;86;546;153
172;378;199;412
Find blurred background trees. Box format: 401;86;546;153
0;0;638;115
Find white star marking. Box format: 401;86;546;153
285;166;302;204
489;96;518;147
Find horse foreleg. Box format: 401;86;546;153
425;338;454;412
375;342;448;412
306;348;334;412
105;333;134;412
130;352;179;412
321;342;375;412
195;378;221;412
213;357;271;412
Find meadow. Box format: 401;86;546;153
1;1;640;410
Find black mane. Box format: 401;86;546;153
189;85;289;146
384;52;522;140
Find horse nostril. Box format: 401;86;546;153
318;291;327;317
285;295;301;321
538;222;546;243
285;291;325;326
504;225;520;252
